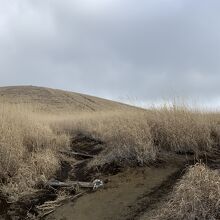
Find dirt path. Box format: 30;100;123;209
45;135;191;220
46;165;183;220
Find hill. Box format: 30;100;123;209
0;85;129;112
0;85;219;220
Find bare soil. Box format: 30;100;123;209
46;165;185;220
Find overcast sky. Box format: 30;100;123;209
0;0;220;107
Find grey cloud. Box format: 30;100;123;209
0;0;220;107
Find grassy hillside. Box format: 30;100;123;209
0;86;129;112
0;86;219;219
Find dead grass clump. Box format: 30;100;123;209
30;149;60;179
154;163;220;220
52;106;220;168
0;107;26;180
0;104;69;201
52;110;157;167
1;149;60;202
148;106;214;154
89;113;157;167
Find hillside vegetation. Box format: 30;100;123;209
0;86;129;112
0;86;219;219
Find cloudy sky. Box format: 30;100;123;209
0;0;220;107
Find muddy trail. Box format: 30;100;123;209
45;136;194;220
46;164;188;220
1;135;219;220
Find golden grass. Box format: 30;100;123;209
0;86;129;113
50;110;157;167
153;163;220;220
52;105;220;167
0;104;69;201
0;96;219;205
148;106;218;154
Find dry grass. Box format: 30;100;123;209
153;163;220;220
0;104;69;201
0;103;219;202
52;105;220;167
0;86;129;113
148;106;218;154
51;110;157;167
0;87;219;209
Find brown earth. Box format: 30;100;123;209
46;165;185;220
45;136;192;220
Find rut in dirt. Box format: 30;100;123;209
0;134;105;220
46;149;220;220
58;134;104;181
139;150;220;220
46;153;194;220
125;165;188;220
43;147;220;220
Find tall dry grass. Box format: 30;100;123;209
0;104;69;201
52;105;220;167
148;106;218;154
51;110;157;167
153;163;220;220
0;102;219;202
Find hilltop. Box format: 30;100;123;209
0;86;129;112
